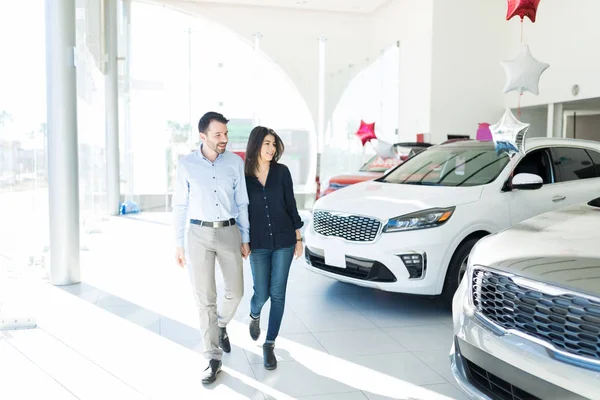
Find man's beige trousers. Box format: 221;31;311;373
186;224;244;360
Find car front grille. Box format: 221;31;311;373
472;268;600;362
312;210;381;242
465;359;539;400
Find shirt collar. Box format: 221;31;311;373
199;143;224;162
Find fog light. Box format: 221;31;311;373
398;253;426;279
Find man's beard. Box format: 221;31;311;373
209;142;227;153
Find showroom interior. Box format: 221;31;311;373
1;0;600;399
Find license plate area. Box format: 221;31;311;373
324;247;346;268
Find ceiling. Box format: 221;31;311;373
181;0;393;14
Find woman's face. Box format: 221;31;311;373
259;133;277;163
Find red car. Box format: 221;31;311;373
318;142;432;198
232;151;246;160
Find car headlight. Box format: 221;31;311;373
383;207;455;233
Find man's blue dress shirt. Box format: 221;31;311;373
172;146;250;248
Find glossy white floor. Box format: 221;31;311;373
0;212;467;400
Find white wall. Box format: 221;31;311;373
516;106;548;138
505;0;600;109
565;113;600;142
373;0;433;140
429;0;508;144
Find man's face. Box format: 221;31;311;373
201;121;228;154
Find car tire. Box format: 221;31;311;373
440;237;480;309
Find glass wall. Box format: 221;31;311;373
1;0;401;277
126;3;316;205
76;0;108;231
0;1;49;268
321;44;400;185
0;0;318;275
0;0;107;272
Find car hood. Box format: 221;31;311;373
314;180;483;220
471;201;600;297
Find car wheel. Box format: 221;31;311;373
440;237;480;309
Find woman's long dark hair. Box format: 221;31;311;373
244;126;285;177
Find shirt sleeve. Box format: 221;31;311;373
234;158;251;243
282;165;304;230
172;158;189;248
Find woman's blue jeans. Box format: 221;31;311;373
249;245;294;343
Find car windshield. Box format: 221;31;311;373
359;145;430;173
360;155;400;173
381;145;510;187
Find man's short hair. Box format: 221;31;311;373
198;112;229;133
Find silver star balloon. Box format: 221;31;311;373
490;109;530;157
501;45;550;95
374;139;396;159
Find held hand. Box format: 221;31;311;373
241;243;251;259
175;247;186;268
294;240;304;259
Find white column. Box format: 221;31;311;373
553;103;564;138
396;40;402;141
547;103;565;138
45;0;80;285
122;0;133;199
253;32;262;126
187;27;193;148
105;0;120;215
546;103;555;138
317;36;326;154
315;35;326;198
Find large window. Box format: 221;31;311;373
128;3;316;197
0;0;108;269
322;45;400;183
0;1;49;265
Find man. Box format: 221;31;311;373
172;111;250;384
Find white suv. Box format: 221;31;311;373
451;197;600;399
304;138;600;305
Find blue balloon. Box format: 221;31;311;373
495;141;519;157
120;200;140;215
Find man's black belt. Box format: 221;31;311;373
190;218;236;228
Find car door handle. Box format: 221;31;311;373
552;195;566;202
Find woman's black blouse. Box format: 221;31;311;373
245;163;304;250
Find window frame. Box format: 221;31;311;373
503;147;555;191
550;146;598;183
584;148;600;178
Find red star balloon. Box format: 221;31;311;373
355;120;377;146
506;0;541;23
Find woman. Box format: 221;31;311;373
244;126;304;370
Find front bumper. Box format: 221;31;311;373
304;221;451;295
451;279;598;400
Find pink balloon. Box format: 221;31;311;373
476;123;492;141
355;120;377;146
506;0;541;23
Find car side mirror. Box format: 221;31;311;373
512;173;543;190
